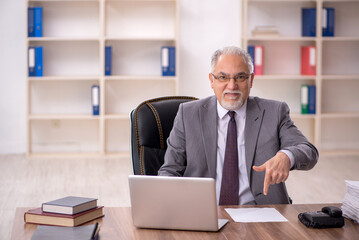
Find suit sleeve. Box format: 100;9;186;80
278;102;319;170
158;104;187;176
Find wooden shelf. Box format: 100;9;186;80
290;113;316;119
248;37;316;41
105;37;176;41
27;151;131;159
29;114;100;120
104;114;129;120
26;0;179;156
322;75;359;80
243;0;359;152
321;113;359;119
28;76;100;81
28;37;100;42
105;75;177;81
254;75;316;80
29;0;98;2
27;152;102;159
322;37;359;41
248;0;315;2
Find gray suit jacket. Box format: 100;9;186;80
158;96;318;204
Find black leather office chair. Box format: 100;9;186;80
130;96;198;175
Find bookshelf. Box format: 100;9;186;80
26;0;179;157
242;0;359;154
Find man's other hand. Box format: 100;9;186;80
252;152;290;195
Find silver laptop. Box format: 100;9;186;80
128;175;228;231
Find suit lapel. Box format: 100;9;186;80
245;97;264;182
200;96;218;178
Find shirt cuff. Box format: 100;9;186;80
279;150;295;169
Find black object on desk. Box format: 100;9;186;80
298;206;345;229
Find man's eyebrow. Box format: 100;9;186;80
218;72;248;75
234;72;250;75
218;72;229;76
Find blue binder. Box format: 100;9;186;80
302;8;316;37
34;7;43;37
322;8;335;37
161;46;175;76
35;46;43;77
105;46;112;76
247;46;255;73
28;8;35;37
91;85;100;115
28;47;36;76
308;85;316;114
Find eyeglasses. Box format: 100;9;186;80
211;73;252;83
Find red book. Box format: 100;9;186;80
24;206;104;227
301;46;316;75
254;45;264;75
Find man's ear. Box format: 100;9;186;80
209;73;214;89
249;73;254;88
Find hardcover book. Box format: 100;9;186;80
25;206;104;227
42;196;98;215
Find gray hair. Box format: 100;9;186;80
210;46;254;73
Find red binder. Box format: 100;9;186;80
301;46;316;75
254;45;264;75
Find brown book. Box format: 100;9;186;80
24;206;104;227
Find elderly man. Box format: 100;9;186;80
158;46;318;205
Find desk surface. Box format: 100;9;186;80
11;204;359;240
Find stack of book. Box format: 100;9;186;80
25;196;104;227
251;25;279;38
342;180;359;223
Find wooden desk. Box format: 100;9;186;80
11;204;359;240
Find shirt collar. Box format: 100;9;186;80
217;99;248;120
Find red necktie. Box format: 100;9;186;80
219;111;239;205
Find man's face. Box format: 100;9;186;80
209;54;254;111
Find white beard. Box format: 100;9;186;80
220;90;244;111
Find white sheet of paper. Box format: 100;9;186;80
225;208;288;222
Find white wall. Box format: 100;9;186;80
0;0;242;154
179;0;241;98
0;0;27;154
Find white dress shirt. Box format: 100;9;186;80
215;100;295;205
